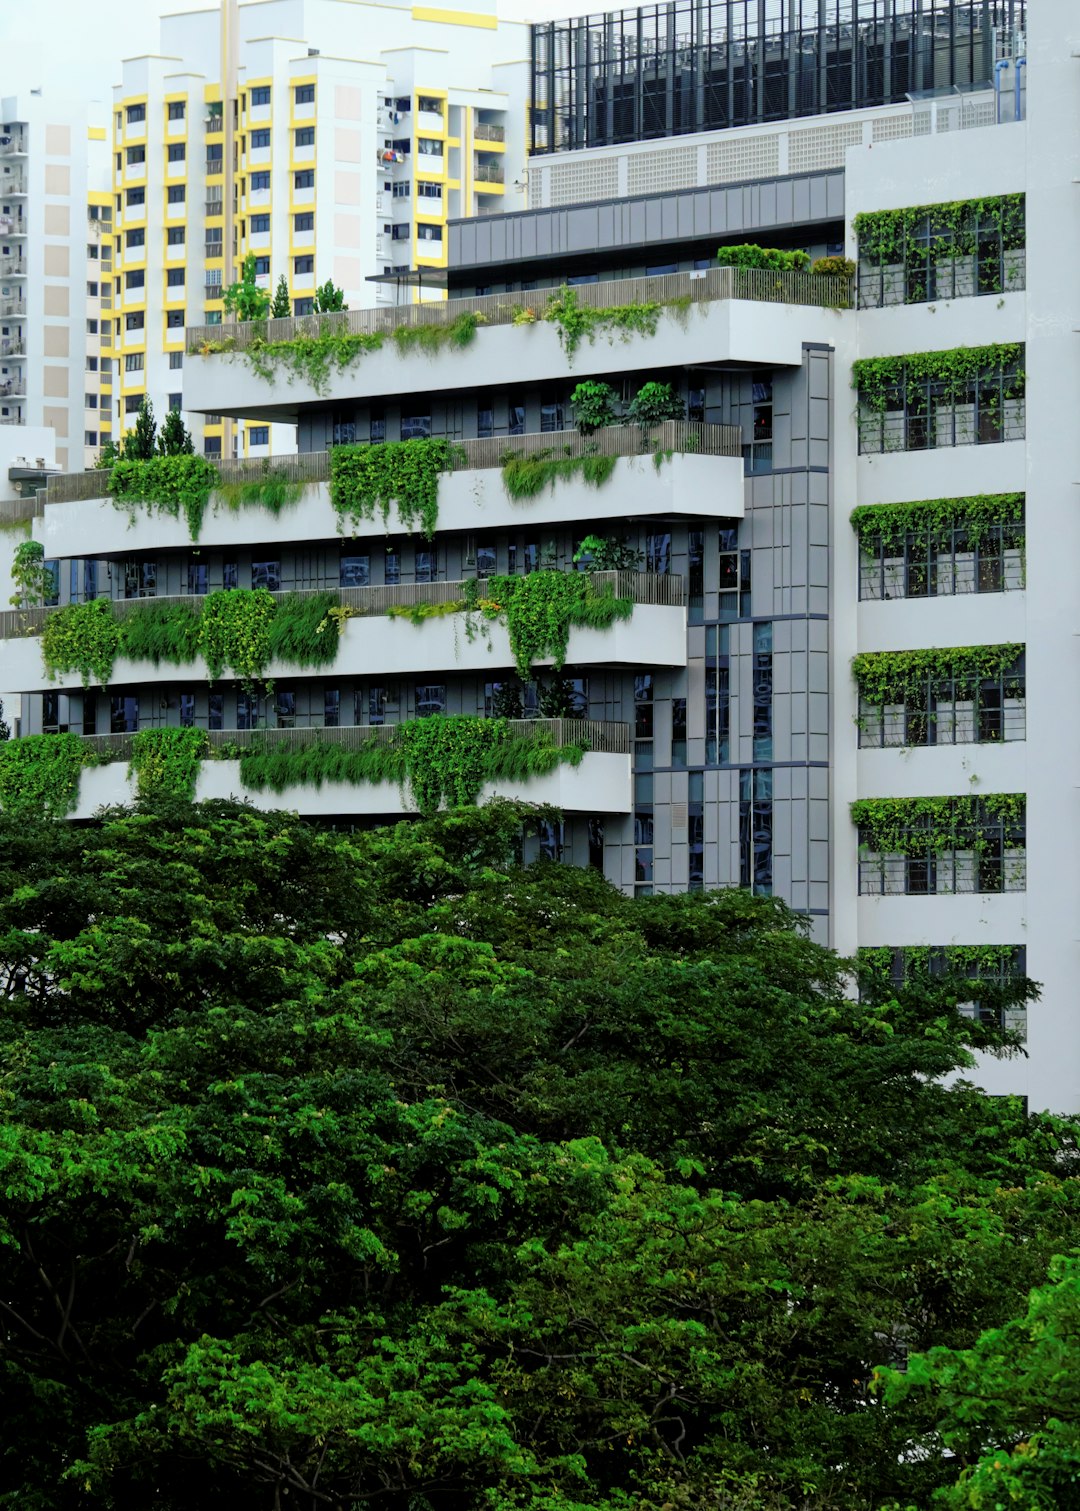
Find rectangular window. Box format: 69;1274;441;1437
167;185;185;204
688;386;705;423
168;101;186;121
688;529;704;624
179;692;195;728
248;425;269;446
126;187;145;207
646;532;672;575
540;400;564;433
705;624;730;764
384;545;400;585
275;689;296;729
169;351;183;370
294;211;314;231
167;227;185;246
187;562;208;595
126;104;146;124
401;414;431;440
250;213;270;233
340;554;370;588
237;690;260;730
110;695;139;734
475;542;496;580
203;436;222;457
417;137;442;156
84;430;98;445
166;310;184;328
250;171;271;191
167;143;185;162
126;228;145;249
740;768;773;895
321;689;339;728
252;256;270;275
477;405;494;439
295;84;316;105
293;254;314;274
508;394;525;436
417;224;442;242
124;353;144;372
294;127;315;147
166;268;184;287
752;621;773;762
688;770;705;890
250;86;271;106
671;697;687;769
251;560;281;591
208;693;224;731
126;146;145;166
250;129;271;149
124;560;156;599
294;169;315;189
414;547;437;584
86;318;98;335
415;684;446;718
81;692;97;735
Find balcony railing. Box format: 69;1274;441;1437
473;122;505;142
474;162;505;184
0;381;26;398
0;256;25;276
187;263;854;352
0;494;41;526
0;133;27;156
0;297;26;317
74;717;632;765
44;420;742;504
0;570;682;642
1;174;28;195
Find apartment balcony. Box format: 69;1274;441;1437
39;422;745;557
184;264;853;421
0;572;687;696
0;380;26;399
65;720;632;821
0;296;26;318
0;131;27;156
474;161;505;185
0;212;26;236
1;173;28;196
0;339;24;356
473;122;505;143
0;256;25;276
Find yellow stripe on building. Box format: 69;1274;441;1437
411;6;497;28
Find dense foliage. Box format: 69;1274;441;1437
850;491;1025;551
8;540;55;608
851;343;1025;413
108;454;221;540
330;437;464;538
0;800;1074;1510
543;284;673;360
500;450;617;499
715;243;811;271
851;643;1024;714
851;792;1025;856
128;727;210;800
0;730;90;815
853;194;1025;266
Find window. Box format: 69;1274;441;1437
417;95;443;113
86;281;99;298
125;312;144;332
293;298;313;316
168;101;186;121
858;511;1026;602
857;651;1026;749
251;561;281;591
671;698;687;769
249;84;271;105
294;254;314;274
856;349;1025;455
369;411;386;443
250;171;270;191
250;129;271;149
752;622;773;762
237;690;260;730
688;529;704;623
295;84;316;105
688;770;704;889
124;394;144;413
401;414;431;440
111;696;139;734
167;185;185;204
858;799;1027;897
739;768;772;895
167;227;185;245
126;187;145;208
124;353;144;372
275;689;295;729
168;393;181;413
126;104;146;124
166;268;184;287
332;417;355;445
252;256;269;275
414;547;437;584
187;562;208;595
294;211;314;232
124;560;156;599
391;225;410;242
294;127;315;147
208;693;224;731
86;355;99;372
203;436;222;457
42;562;59;608
222;561;237;590
84;393;98;409
508;394;525;436
384;545;400;585
166;310;184;328
84;430;98;445
251;213;270;233
688;385;705;423
81;692;98;735
415;684;446;718
417;224;443;242
86;318;98;334
340;554;370;588
646;532;671;575
417;137;442;156
475;541;496;580
705;625;729;764
168;143;186;162
417;182;441;199
205;226;224;256
392;180;410;199
169;351;183;370
179;692;195;728
540;400;564;432
477;405;494;439
294;169;314;189
126;146;145;166
206;143;223;170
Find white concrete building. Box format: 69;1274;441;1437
0;95;112;470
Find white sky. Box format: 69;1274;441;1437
0;0;601;104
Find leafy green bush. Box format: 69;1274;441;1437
850;492;1024;553
108;454;221;541
197;588;276;685
812;255;856;278
8;540;55;608
715;244;811;271
476;570;633;678
625;381;685;426
391;312;479;357
267;591;341;669
0;731;90;815
42;599;123;687
544;285;664;361
217;467;304;517
570;380;619;434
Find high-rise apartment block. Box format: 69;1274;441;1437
0;94;112;471
8;0;1080;1112
109;0;529;461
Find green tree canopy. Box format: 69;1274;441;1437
0;801;1076;1510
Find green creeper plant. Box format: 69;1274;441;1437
118;600;202;667
243;327;385;393
197;588;276;685
812;255;856;278
8;540;55;608
329;437;464;538
852;644;1024;715
853;194;1025;268
851;344;1025;413
850;492;1024;553
108;454;221;541
851;793;1025;856
715;244;811;271
573;535;643;571
42;598;123;687
472;570;632;678
217;466;304;517
544;285;665;361
500;451;617;500
129;727;210;800
0;730;90;814
390;311;479;357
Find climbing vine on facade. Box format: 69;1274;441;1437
329;437;464;538
852;644;1024;712
850;493;1024;552
0;732;91;816
128;727;210;800
850;794;1025;856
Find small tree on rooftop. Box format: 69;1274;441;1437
124;395;158;460
223;252;271;322
312;278;347;313
270;274;292;320
158;408;195;457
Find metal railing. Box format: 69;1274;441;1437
859;850;1027;896
44;420;742;505
187;263;853;352
474;162;505;183
1;174;27;194
857;251;1026;309
858;400;1025;455
0;570;682;643
0;134;27;155
473;122;505;142
77;717;630;765
0;298;26;317
0;256;25;276
0;381;26;398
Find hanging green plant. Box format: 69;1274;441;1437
42;599;123;687
108;454;221;541
329;437;464;538
391;312;480;356
850;794;1025;857
0;732;92;816
500;451;618;500
236;716;585;816
266;591;341;669
853;194;1025;267
217;467;305;516
544;285;667;361
128;727;209;800
118;600;202;667
850;493;1024;553
470;570;633;678
857;942;1026;986
196;588;276;685
851;345;1024;413
852;645;1024;712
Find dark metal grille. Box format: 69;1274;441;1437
858;521;1024;600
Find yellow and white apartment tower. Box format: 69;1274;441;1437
110;0;528;461
0;94;112;471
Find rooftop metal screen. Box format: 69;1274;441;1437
530;0;1026;153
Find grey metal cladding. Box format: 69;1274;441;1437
447;168;844;270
